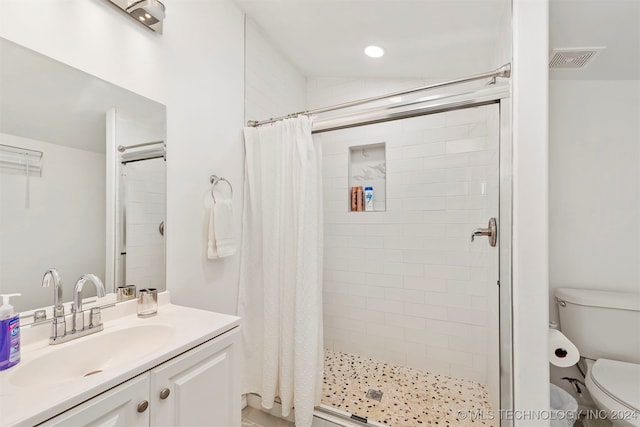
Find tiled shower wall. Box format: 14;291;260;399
124;158;166;289
317;104;499;386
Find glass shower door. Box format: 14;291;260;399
317;103;500;426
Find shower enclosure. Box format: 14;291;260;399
243;64;513;427
308;79;512;427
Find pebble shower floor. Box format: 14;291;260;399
322;350;497;426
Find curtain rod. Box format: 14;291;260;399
246;63;511;127
117;141;164;152
0;143;43;158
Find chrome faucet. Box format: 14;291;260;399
48;273;106;345
72;274;106;332
42;268;65;339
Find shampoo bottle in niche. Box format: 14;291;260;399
364;187;374;211
0;293;21;371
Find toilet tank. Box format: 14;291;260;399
556;288;640;363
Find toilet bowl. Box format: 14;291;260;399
584;358;640;426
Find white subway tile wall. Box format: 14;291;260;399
317;104;499;385
124;158;166;289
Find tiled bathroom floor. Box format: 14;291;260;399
322;350;497;426
242;407;294;427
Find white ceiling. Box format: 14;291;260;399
0;37;165;153
550;0;640;80
236;0;639;81
234;0;511;79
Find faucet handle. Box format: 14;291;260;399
34;309;47;323
51;315;66;341
71;303;84;332
53;304;65;318
89;307;102;328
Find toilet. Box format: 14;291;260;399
556;288;640;427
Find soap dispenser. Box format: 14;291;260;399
0;293;21;371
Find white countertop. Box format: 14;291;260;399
0;293;240;427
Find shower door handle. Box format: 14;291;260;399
471;218;497;247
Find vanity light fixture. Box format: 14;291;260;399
364;45;385;58
106;0;166;33
126;0;165;26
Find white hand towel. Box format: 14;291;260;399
213;198;236;257
207;205;218;259
207;193;235;259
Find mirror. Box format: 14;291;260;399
0;37;167;316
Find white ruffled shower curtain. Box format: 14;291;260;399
238;116;324;427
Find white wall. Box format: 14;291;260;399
0;0;246;315
492;0;512;71
160;0;245;314
307;76;429;111
549;80;640;321
511;0;550;424
0;133;105;312
245;18;307;121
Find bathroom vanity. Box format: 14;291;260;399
0;294;241;427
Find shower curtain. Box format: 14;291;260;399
238;116;324;427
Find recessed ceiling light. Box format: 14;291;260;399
364;45;385;58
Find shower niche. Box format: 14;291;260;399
348;143;386;212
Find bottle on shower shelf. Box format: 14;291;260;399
351;187;358;211
364;186;374;211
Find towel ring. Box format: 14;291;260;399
210;175;233;203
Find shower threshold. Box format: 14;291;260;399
320;350;496;427
314;404;387;427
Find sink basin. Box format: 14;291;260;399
10;324;174;387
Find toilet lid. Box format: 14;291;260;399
591;359;640;412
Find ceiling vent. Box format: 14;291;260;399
549;47;605;70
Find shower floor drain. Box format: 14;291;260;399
366;389;383;401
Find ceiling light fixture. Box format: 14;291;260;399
364;45;385;58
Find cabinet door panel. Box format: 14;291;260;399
38;374;149;427
151;328;240;427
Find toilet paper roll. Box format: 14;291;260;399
549;328;580;367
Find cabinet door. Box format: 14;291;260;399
150;328;240;427
38;374;150;427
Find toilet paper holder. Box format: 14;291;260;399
549;324;580;367
549;323;568;358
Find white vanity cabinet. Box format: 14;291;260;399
150;326;240;426
39;374;150;427
38;327;240;427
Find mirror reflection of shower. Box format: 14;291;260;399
115;141;166;290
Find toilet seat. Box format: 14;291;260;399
586;359;640;426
